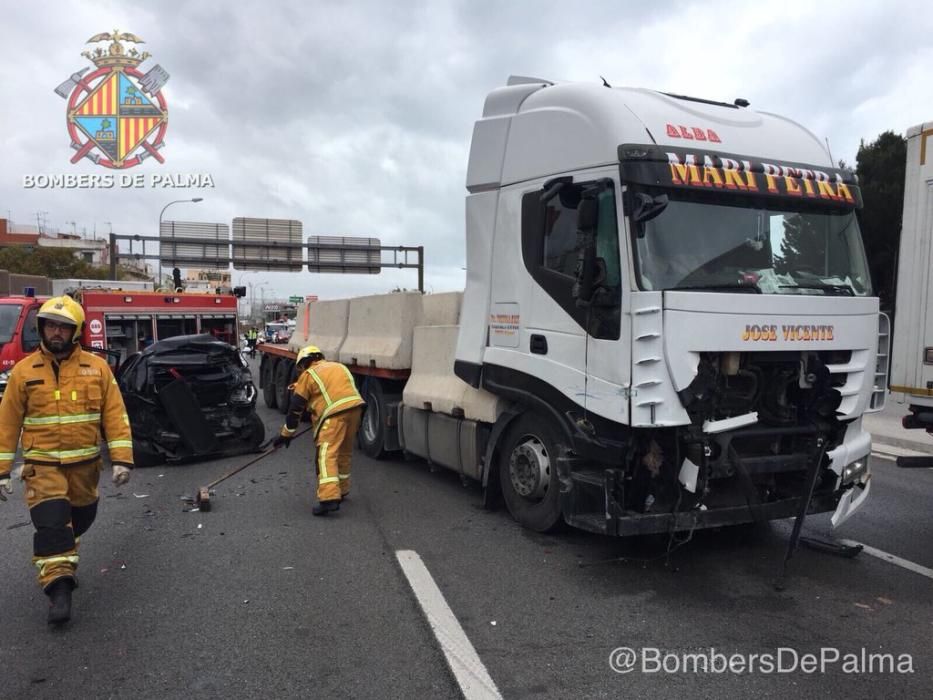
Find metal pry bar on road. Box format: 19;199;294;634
193;426;311;512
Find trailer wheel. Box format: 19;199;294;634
262;358;277;409
274;359;290;414
358;378;388;459
498;413;563;532
281;364;298;416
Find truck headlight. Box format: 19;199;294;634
841;458;869;485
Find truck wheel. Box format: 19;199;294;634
498;413;563;532
262;358;277;409
274;359;290;414
281;364;299;416
358;378;387;459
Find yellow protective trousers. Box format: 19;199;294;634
314;407;362;502
22;459;101;591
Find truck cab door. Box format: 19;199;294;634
518;173;629;425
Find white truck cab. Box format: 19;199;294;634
453;77;882;535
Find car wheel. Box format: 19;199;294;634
242;412;266;450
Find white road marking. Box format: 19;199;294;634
839;539;933;581
870;442;933;469
396;550;502;700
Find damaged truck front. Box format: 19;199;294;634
449;79;886;536
117;334;264;466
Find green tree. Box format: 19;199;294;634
855;131;907;311
774;213;826;276
0;246;110;279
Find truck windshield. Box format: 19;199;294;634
0;304;23;344
631;191;872;296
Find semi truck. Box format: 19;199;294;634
890;119;933;462
259;76;886;536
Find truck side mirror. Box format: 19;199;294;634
573;195;600;305
631;193;669;236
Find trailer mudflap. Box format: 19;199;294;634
158;378;220;455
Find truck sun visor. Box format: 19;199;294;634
618;144;862;209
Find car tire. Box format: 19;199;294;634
498;413;564;533
242;412;266;450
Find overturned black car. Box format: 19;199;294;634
116;334;265;466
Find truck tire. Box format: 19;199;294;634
274;359;291;414
262;358;278;410
498;413;563;533
358;378;388;459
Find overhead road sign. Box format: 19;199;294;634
232;217;303;271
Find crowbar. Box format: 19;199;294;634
193;425;311;512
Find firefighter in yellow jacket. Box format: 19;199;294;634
0;296;133;625
274;345;364;515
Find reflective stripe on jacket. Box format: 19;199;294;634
0;346;134;476
290;360;365;437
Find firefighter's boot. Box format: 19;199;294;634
312;500;340;516
47;577;74;626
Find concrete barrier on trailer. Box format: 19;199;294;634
288;298;350;360
287;302;314;350
403;324;502;423
421;291;462;326
339;292;423;369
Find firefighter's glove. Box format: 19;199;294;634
0;475;11;502
273;432;293;450
112;465;131;487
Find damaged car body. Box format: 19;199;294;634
116;334;265;466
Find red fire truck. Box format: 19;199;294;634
80;289;239;364
0;287;240;397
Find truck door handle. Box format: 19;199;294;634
530;334;548;354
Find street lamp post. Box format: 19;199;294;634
250;281;268;321
158;197;204;288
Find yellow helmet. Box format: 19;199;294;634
296;345;323;366
37;295;85;342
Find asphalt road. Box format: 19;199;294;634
1;389;931;699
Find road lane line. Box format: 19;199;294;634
396;550;502;700
839;540;933;581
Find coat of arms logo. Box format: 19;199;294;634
55;30;169;169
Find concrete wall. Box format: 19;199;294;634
288;298;350;360
403;324;501;423
421;291;462;326
339;292;423;369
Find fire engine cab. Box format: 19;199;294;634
0;286;240;398
80;289;238;363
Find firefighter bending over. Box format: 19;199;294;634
274;345;365;516
0;296;134;625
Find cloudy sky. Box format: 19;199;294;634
1;0;931;302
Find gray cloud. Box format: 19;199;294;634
1;0;931;301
